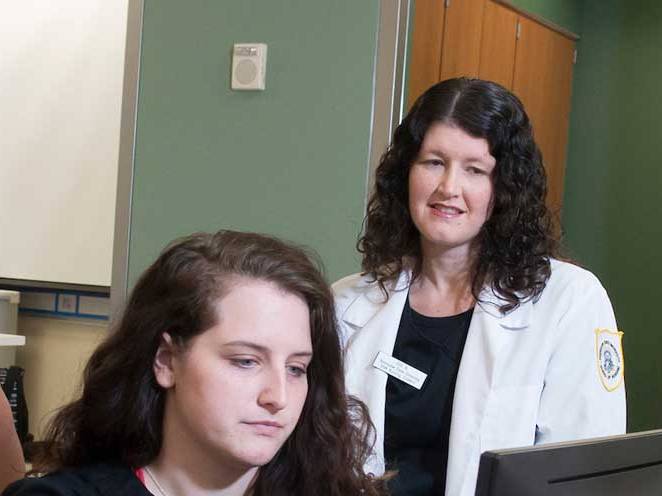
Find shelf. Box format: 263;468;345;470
0;333;25;346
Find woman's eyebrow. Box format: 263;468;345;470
290;351;314;359
420;149;493;165
222;340;268;352
419;148;446;157
222;341;313;357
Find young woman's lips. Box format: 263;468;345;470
243;421;284;436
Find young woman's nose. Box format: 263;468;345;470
257;368;287;413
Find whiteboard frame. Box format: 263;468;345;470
110;0;144;320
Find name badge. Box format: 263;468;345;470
372;351;427;390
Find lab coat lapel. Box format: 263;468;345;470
341;271;410;475
446;290;532;495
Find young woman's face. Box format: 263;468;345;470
408;122;496;259
155;278;312;472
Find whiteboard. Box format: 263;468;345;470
0;1;128;286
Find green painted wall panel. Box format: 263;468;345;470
509;0;582;33
563;0;662;431
128;0;379;286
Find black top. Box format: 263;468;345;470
2;463;150;496
384;298;473;495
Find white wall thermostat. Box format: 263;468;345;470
231;43;267;91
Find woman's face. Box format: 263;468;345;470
154;277;312;472
408;122;496;259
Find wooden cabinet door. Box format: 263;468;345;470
478;0;518;89
439;0;485;81
512;17;575;213
407;0;447;108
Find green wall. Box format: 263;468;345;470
563;0;662;431
128;0;379;286
509;0;582;34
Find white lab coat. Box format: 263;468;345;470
333;259;626;496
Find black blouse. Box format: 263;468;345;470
2;463;150;496
384;297;473;495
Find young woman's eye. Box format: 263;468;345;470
287;365;307;378
468;166;486;175
231;358;258;369
424;159;443;167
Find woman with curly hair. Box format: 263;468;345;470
4;231;386;496
333;78;625;496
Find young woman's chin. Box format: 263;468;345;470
214;436;290;472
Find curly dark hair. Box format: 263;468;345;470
359;78;559;312
33;231;386;495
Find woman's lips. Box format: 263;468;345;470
430;204;464;218
243;420;284;436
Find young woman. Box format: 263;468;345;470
4;231;386;496
334;78;626;496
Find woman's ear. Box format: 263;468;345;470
153;332;176;389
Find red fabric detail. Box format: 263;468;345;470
134;467;146;485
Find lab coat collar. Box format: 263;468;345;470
475;286;533;330
341;270;533;330
341;270;411;328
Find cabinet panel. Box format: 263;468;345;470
512;17;575;213
407;0;446;108
439;0;485;81
478;0;517;89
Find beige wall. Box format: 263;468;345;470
15;315;106;439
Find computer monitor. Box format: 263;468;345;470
475;429;662;496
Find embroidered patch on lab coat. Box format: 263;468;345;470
595;328;624;392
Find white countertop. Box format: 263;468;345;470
0;333;25;346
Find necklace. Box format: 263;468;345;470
144;465;170;496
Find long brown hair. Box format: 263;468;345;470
360;78;559;312
34;231;385;495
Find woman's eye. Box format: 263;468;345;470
287;365;307;378
231;358;258;369
425;159;443;167
468;166;486;175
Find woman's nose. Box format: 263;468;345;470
257;369;287;413
436;165;460;197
